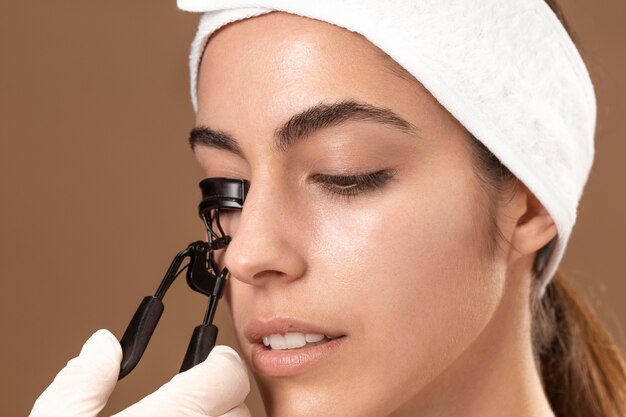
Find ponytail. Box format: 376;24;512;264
531;270;626;417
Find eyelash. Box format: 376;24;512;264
312;169;395;201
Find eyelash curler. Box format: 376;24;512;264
117;177;249;379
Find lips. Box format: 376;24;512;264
243;317;347;377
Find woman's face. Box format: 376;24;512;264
194;11;512;417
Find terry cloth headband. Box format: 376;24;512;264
177;0;596;298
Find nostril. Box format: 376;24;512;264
251;269;289;281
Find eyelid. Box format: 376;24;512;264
313;169;394;182
311;169;395;201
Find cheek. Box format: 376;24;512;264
313;163;503;399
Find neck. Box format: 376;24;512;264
389;267;555;417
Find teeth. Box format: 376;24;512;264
305;333;325;343
262;332;329;350
285;332;306;348
269;334;288;350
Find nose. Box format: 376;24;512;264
222;178;307;286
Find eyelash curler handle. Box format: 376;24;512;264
180;266;228;372
180;323;219;372
119;296;165;379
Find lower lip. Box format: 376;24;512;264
251;336;347;377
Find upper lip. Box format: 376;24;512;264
244;316;346;344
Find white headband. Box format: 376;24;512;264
177;0;596;298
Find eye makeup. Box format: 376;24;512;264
310;169;396;201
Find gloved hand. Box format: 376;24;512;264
29;329;251;417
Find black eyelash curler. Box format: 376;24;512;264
117;177;249;379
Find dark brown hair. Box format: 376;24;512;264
468;3;626;415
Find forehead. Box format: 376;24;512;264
200;12;420;99
201;11;414;80
195;11;453;155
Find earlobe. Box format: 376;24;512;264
509;189;558;257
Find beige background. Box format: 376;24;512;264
1;1;624;416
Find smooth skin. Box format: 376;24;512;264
192;11;558;417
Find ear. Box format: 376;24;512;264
507;185;557;264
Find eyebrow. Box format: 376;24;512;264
188;99;420;157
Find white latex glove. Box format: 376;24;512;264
29;329;251;417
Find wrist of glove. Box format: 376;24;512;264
29;329;251;417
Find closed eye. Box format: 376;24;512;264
311;169;395;201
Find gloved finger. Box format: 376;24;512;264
29;329;122;417
220;403;251;417
112;345;250;417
